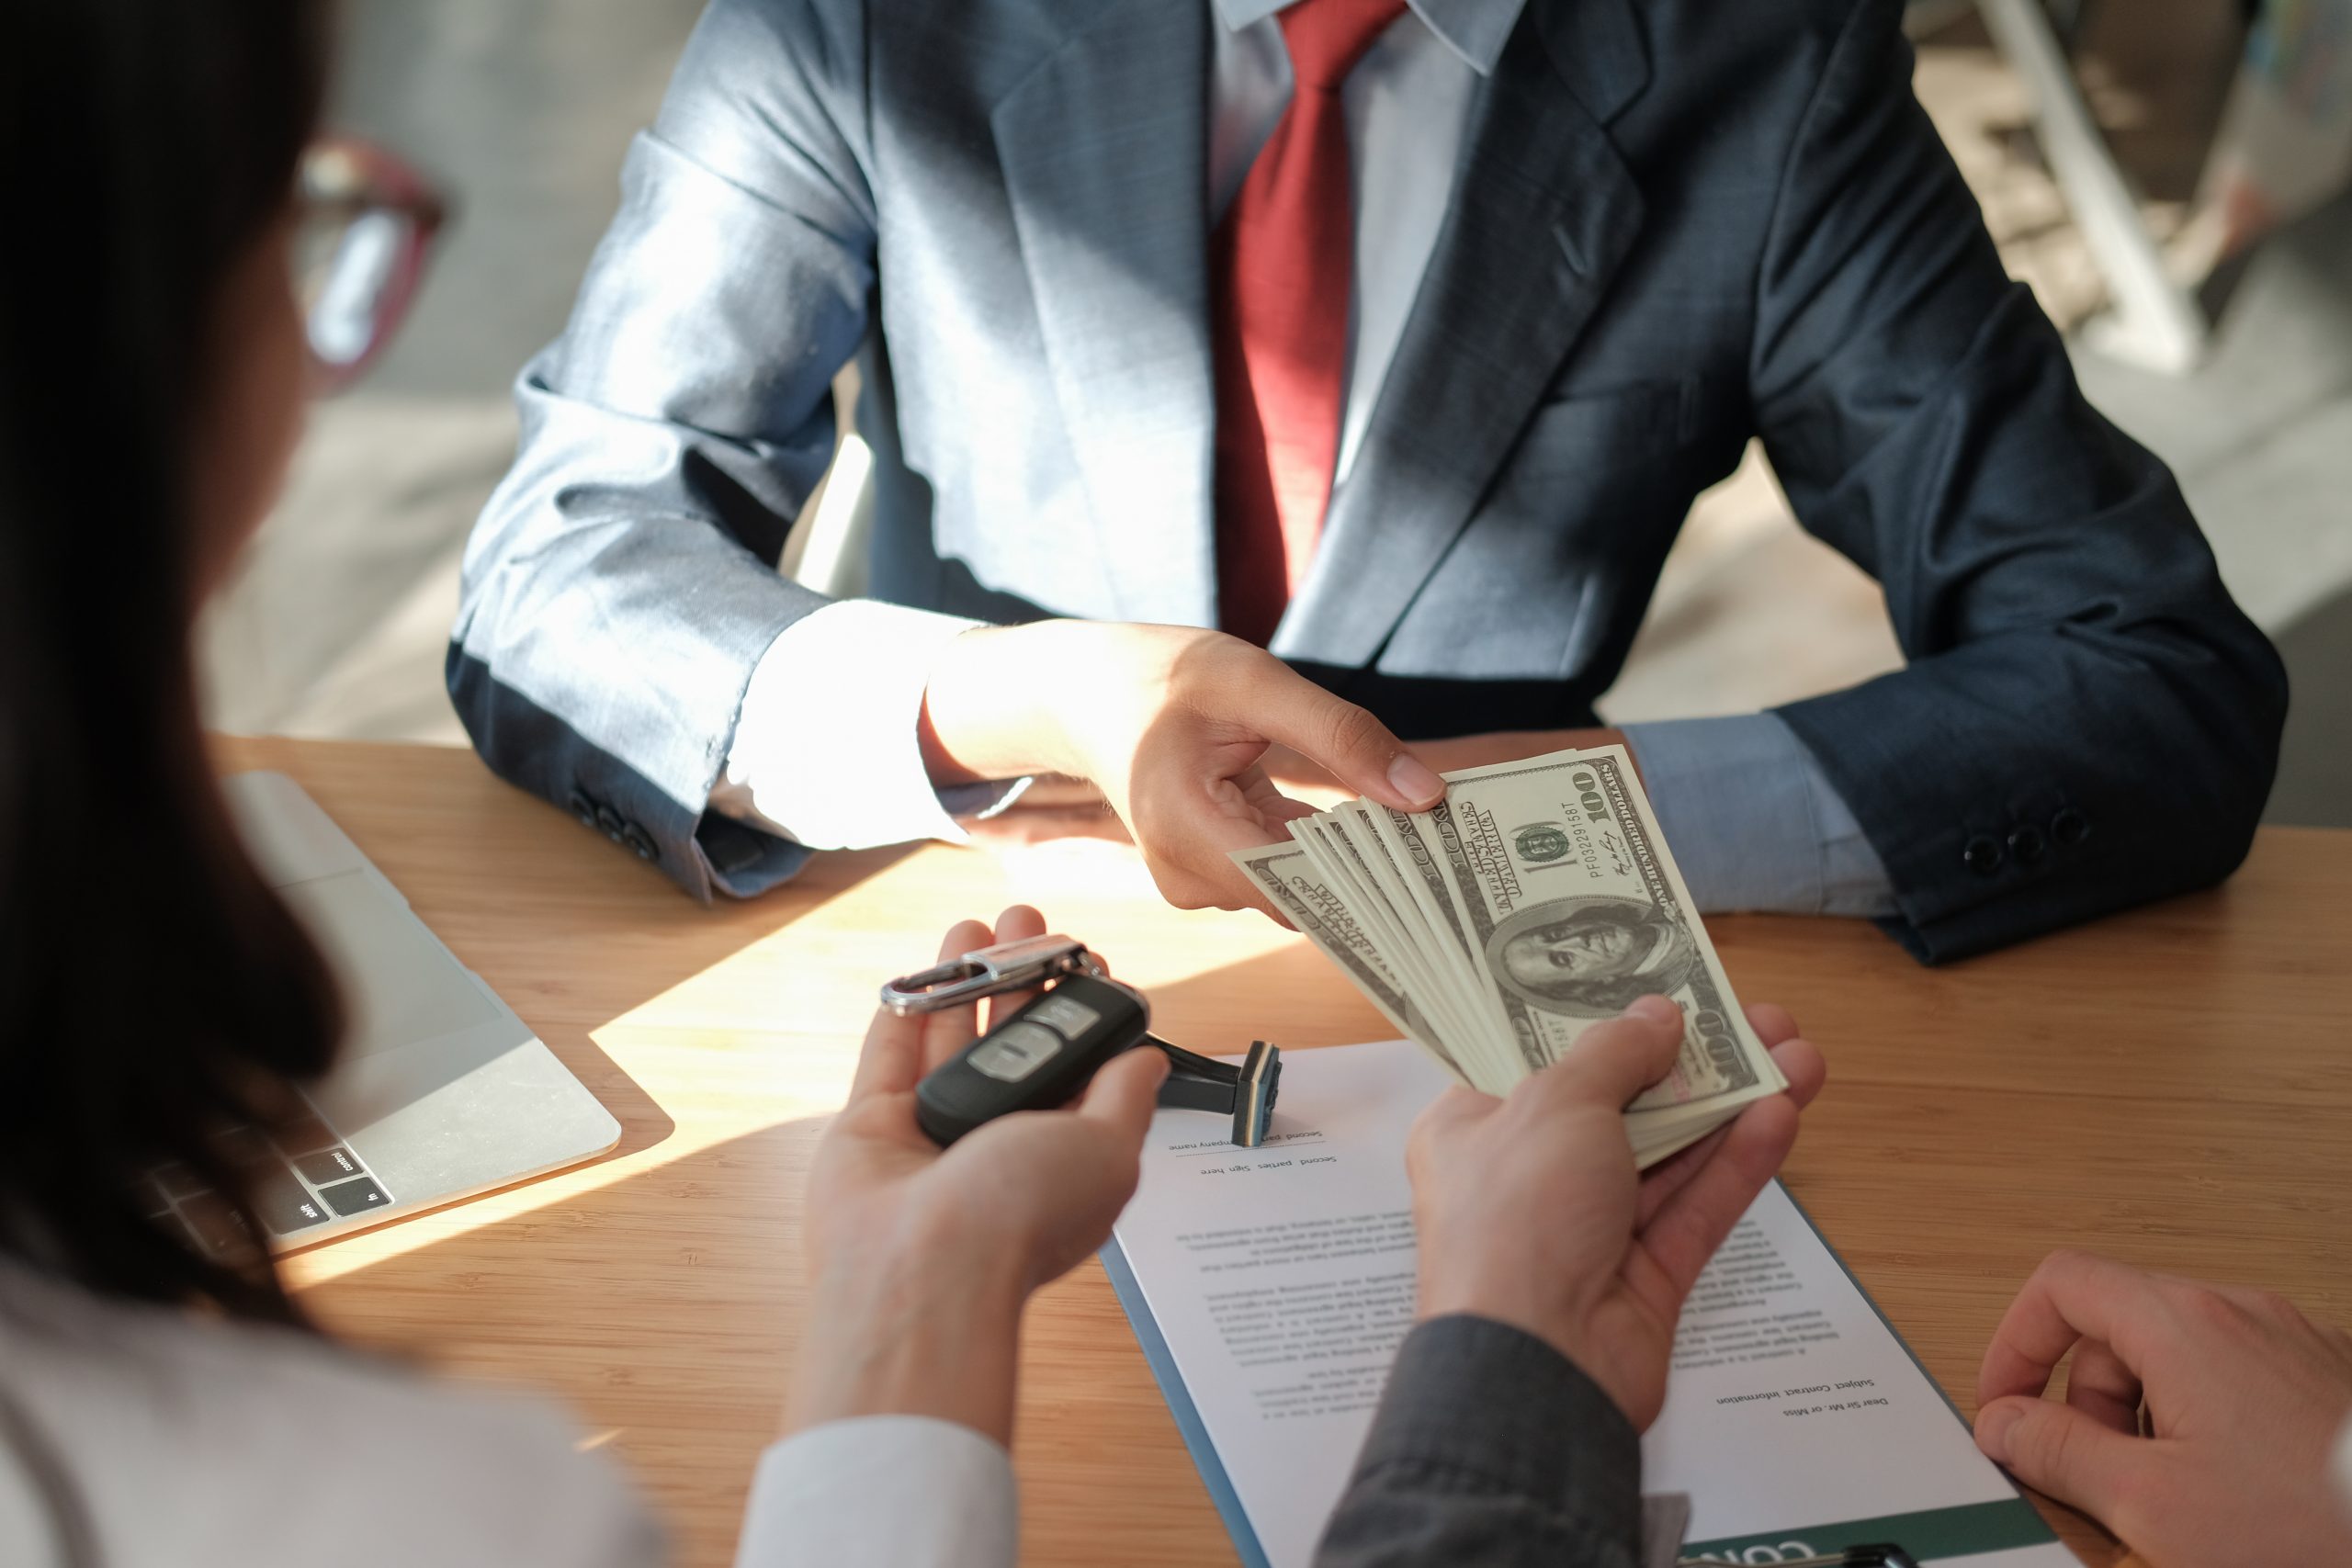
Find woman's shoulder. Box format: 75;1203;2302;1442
0;1262;662;1568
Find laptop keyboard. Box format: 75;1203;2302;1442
141;1102;394;1253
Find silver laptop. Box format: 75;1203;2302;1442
147;771;622;1252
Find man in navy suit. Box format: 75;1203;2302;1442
451;0;2285;963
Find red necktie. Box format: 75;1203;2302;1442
1213;0;1407;646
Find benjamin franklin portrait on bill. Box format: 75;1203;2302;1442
1484;895;1701;1016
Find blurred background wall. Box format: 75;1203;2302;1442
199;0;2352;826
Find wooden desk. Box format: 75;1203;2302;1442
223;737;2352;1567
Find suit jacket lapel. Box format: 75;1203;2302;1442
1273;0;1652;668
992;0;1218;626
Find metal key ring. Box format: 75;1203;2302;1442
879;934;1103;1014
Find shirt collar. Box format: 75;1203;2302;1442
1208;0;1526;76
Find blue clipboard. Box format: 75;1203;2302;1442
1098;1181;2060;1566
1100;1234;1274;1568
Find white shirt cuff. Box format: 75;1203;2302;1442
1620;713;1896;918
735;1416;1017;1568
710;601;1026;851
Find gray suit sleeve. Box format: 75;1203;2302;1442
1751;0;2287;963
1314;1316;1643;1568
448;0;876;898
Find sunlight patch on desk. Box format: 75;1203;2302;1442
280;1030;851;1287
283;839;1337;1292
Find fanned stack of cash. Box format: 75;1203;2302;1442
1232;745;1786;1167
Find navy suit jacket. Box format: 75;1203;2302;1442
451;0;2286;962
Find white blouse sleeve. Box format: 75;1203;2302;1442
733;1416;1017;1568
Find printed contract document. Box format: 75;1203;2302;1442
1104;1039;2075;1566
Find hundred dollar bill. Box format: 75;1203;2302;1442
1404;745;1784;1117
1355;802;1514;1054
1231;840;1467;1082
1302;805;1498;1061
1284;815;1452;1042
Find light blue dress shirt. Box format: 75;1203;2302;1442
1621;715;1895;918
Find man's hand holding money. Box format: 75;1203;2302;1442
920;619;1446;914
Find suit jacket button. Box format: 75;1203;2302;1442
2007;825;2047;867
623;825;658;863
568;791;599;829
594;805;625;837
1963;835;2004;876
2052;807;2089;846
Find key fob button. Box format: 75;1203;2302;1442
969;1021;1065;1083
1026;992;1103;1039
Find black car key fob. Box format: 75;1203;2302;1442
887;936;1281;1148
913;971;1151;1146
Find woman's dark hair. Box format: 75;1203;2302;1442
0;2;338;1322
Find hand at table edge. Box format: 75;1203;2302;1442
1972;1248;2352;1568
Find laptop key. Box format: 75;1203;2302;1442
178;1191;252;1256
317;1176;390;1217
130;1178;173;1219
153;1161;207;1199
271;1113;337;1156
295;1146;365;1186
214;1125;277;1171
253;1167;335;1235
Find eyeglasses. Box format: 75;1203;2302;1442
295;139;447;396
